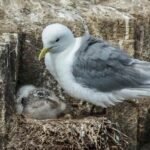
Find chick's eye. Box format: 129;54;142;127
37;92;44;97
55;38;60;42
21;98;27;105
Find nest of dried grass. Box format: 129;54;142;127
7;116;128;150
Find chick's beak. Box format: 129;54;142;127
38;48;49;61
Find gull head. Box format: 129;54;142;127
39;23;75;60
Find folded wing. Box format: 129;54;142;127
72;35;150;101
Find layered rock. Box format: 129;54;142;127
0;33;20;149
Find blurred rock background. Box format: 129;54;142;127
0;0;150;149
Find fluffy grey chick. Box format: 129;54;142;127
16;85;66;119
16;85;36;114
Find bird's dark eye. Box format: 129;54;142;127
55;38;60;42
37;91;44;97
21;98;27;105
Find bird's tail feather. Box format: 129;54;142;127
134;59;150;84
97;59;150;107
116;88;150;101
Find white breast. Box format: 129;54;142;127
45;52;57;77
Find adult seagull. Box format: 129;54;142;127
38;23;150;108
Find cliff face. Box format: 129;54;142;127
0;33;20;149
0;0;150;149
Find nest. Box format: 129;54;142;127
7;116;129;150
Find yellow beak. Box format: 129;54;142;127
38;48;49;61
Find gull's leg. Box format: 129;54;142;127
90;105;95;114
126;99;138;107
100;108;107;115
90;105;107;116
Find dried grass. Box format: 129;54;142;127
7;115;129;150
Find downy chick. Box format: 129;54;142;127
16;85;66;119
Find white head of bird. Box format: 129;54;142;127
39;23;75;60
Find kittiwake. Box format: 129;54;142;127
38;23;150;108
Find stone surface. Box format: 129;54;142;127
0;0;150;149
107;101;138;150
0;33;20;149
137;99;150;149
0;44;8;150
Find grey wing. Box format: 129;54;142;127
72;35;150;92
